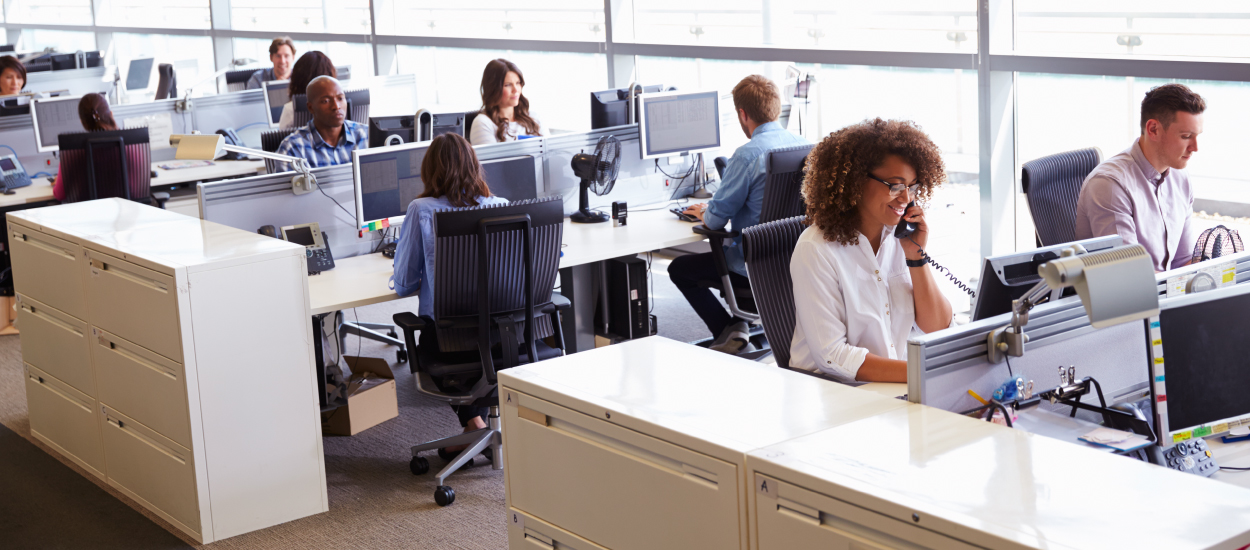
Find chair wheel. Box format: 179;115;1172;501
388;330;397;338
409;456;429;475
397;349;407;363
434;485;455;506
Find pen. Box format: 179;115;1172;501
967;389;988;405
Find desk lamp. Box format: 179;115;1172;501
986;243;1159;363
169;134;318;195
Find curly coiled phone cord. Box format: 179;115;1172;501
907;236;976;297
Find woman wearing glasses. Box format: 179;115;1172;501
789;118;953;383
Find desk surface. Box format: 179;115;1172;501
0;179;54;208
152;159;265;187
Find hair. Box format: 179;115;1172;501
0;56;26;92
732;75;781;124
288;51;336;101
1140;84;1205;134
77;93;117;132
479;58;540;142
418;133;493;208
802;118;946;246
269;36;296;57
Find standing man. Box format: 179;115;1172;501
1075;84;1204;271
669;75;808;354
276;76;368;170
246;37;296;90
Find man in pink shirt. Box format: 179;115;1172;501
1075;84;1205;272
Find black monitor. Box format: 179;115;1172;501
82;51;102;68
482;156;538;202
0;45;14;53
369;115;415;148
50;54;76;71
590;84;668;129
25;62;50;74
971;235;1122;321
335;65;351;82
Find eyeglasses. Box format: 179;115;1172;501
868;174;921;198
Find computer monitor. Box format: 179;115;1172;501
50;54;76;71
125;57;156;94
369;115;415;148
335;65;351;82
31;94;85;153
637;90;721;160
262;79;289;128
352;142;542;231
0;45;14;53
971;235;1123;321
590;84;667;129
1147;283;1250;447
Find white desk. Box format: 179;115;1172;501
151;159;265;188
0;179;55;208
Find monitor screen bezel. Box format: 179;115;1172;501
262;79;290;128
972;234;1123;321
637;89;722;160
280;222;325;249
124;57;157;94
352;140;433;231
31;94;85;153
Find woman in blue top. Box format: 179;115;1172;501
392;132;507;452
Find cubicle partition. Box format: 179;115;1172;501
27;66;112;97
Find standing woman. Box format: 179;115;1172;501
469;59;544;145
789;118;954;383
52;94;126;201
246;36;296;90
0;56;26;96
278;51;336;129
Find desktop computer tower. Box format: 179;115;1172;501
607;255;655;340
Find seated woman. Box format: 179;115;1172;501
278;51;336;130
391;132;507;448
469;59;544;145
0;55;26;96
789;118;954;383
52;93;123;201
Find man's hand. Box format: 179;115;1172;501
683;203;708;223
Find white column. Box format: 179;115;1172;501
977;0;1018;259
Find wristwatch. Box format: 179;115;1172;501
906;258;926;268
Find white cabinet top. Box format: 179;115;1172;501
750;405;1250;550
499;336;908;460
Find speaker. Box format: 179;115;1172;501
607;255;655;340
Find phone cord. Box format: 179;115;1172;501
907;237;976;297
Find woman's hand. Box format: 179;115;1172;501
898;202;929;260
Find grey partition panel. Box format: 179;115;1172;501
199;164;380;259
542;124;698;216
27;67;112;96
1155;250;1250;296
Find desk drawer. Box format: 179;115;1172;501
101;405;200;533
17;294;94;396
503;390;740;550
94;328;191;449
10;227;87;320
25;364;104;477
508;508;609;550
85;251;182;362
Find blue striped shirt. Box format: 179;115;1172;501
275;119;368;171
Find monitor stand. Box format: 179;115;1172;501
688;153;712;199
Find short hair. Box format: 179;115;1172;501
288;51;336;99
0;56;26;91
731;75;781;124
1140;84;1205;133
269;37;296;57
418;133;492;208
802;119;946;245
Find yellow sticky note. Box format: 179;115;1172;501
1154;357;1165;364
1216;423;1229;434
1224;272;1236;283
1152;339;1161;346
1173;431;1192;443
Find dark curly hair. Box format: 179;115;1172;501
802;118;945;245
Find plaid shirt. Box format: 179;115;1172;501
275;119;368;171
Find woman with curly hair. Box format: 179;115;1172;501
789;118;953;383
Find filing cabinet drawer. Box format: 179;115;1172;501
84;251;182;362
101;405;200;533
16;294;94;396
93;328;191;448
508;508;609;550
25;364;104;477
504;391;740;550
9;227;87;320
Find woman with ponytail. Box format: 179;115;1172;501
468;59;545;145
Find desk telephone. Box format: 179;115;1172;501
0;154;32;195
896;201;975;297
278;222;336;275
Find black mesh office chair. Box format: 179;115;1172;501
225;69;257;92
260;128;296;173
58;128;168;208
740;216;807;369
394;197;568;507
1021;147;1102;247
691;143;813;339
154;63;176;100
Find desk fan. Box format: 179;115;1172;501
569;135;620;223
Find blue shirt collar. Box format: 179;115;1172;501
305;119;358;148
751;121;784;138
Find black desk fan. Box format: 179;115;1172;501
569;135;620;223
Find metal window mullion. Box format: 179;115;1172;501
612;42;977;70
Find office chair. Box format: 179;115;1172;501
690;143;813;348
291;89;371;128
225;69;257;92
260;128;296;173
464;111;479;136
57;128;168;208
393;197;568;507
740;215;807;370
154;63;176;100
1021;147;1102;247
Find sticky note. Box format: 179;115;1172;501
1157;395;1167;402
1173;431;1192;443
1224;272;1236;283
1152;339;1161;346
1150;321;1160;328
1194;426;1212;438
1215;423;1229;434
1155;375;1165;382
1154;358;1165;364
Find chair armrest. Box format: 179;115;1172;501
544;292;571;313
151;192;170;210
691;224;740;240
392;311;429;333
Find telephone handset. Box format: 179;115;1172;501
895;201;975;297
894;201;918;239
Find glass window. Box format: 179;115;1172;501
96;0;211;30
375;0;605;42
20;29;96;53
1014;3;1250;59
232;38;375;83
397;46;607;133
8;0;92;26
625;0;977;53
111;34;215;96
231;0;371;35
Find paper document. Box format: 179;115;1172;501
1080;427;1151;452
123;112;174;150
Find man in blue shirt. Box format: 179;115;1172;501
671;75;808;354
276;75;368;170
246;37;295;90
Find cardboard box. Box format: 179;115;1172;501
321;356;398;436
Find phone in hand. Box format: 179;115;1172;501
894;201;917;239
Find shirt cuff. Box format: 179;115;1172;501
816;346;869;383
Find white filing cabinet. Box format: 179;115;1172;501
9;199;327;544
747;405;1250;550
498;337;909;550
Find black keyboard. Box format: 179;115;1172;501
671;206;699;223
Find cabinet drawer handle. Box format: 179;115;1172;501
12;231;25;241
93;261;169;293
107;415;186;465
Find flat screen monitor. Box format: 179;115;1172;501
590;84;666;129
369;115;415;148
31;94;85;153
50;54;76;71
125;57;156;93
262;79;289;128
482;156;538;202
0;45;14;53
971;235;1122;321
335;65;351;82
1148;283;1250;447
637;90;721;160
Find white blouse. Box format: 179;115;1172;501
469;112;544;145
279;102;295;130
789;224;949;382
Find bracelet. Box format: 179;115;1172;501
906;258;926;268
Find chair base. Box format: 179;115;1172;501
409;406;503;506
